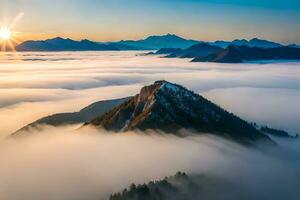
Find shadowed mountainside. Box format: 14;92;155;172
210;38;283;48
165;43;223;58
109;171;271;200
14;81;296;143
12;97;129;135
110;172;202;200
192;45;300;63
86;81;271;144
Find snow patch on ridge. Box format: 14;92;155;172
160;82;181;93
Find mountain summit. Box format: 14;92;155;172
86;81;270;143
115;34;199;50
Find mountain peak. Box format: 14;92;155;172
165;33;181;38
80;39;95;43
233;39;248;42
86;81;271;144
249;37;273;43
153;79;175;86
138;80;183;102
48;37;66;41
249;37;260;42
116;34;199;50
145;34;184;41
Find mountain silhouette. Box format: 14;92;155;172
165;43;223;58
16;37;120;51
154;48;183;55
14;35;288;51
209;38;283;48
114;34;200;50
192;45;300;63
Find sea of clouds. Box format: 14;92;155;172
0;127;300;200
0;51;299;200
0;51;299;136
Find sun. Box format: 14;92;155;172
0;13;24;52
0;28;11;40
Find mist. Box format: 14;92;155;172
1;51;300;137
0;51;299;199
0;126;299;200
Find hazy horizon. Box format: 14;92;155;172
6;33;297;44
1;0;300;44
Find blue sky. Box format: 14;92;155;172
1;0;300;43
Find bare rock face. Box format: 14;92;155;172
86;81;271;144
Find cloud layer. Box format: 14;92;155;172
0;127;299;200
0;52;299;200
0;51;300;136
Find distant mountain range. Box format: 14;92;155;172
109;35;298;50
152;44;300;63
210;38;283;48
13;34;299;52
192;45;300;63
16;37;119;51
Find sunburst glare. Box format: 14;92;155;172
0;27;11;40
0;13;24;52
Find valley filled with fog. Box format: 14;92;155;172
1;51;299;137
0;51;300;200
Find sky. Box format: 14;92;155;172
0;0;300;44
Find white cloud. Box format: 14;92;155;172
0;51;299;136
0;52;299;200
0;127;299;200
